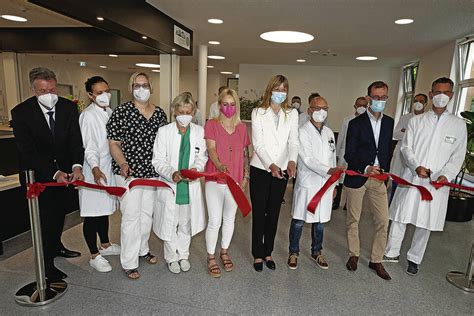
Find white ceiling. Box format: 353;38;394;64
149;0;474;72
1;0;473;75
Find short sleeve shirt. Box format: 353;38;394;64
106;101;168;178
204;120;251;184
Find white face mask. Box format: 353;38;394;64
312;109;327;123
356;106;367;115
176;114;193;127
37;93;58;109
95;92;111;107
413;101;424;112
292;102;300;109
133;87;151;103
432;93;450;108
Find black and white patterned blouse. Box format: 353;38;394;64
106;101;168;178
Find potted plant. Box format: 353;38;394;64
239;96;263;121
446;110;474;222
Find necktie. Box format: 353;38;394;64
47;111;55;135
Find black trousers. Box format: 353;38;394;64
250;166;288;259
83;216;110;255
38;187;67;271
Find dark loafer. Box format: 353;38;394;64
264;259;276;270
253;262;263;272
58;247;81;258
368;262;392;280
346;256;358;271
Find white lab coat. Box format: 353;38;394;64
336;114;356;166
292;122;337;223
151;122;208;241
78;104;116;217
390;110;467;231
390;112;415;176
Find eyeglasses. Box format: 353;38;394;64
222;102;236;107
35;88;57;95
133;83;150;90
370;95;389;101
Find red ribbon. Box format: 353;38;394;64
307;170;434;214
26;178;171;199
180;169;252;217
430;181;474;192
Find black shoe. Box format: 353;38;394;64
406;260;418;276
264;259;276;270
253;261;263;272
46;265;68;280
57;246;81;258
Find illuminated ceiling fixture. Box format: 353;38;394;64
135;63;160;68
356;56;378;61
208;18;223;24
109;54;118;57
1;15;27;22
142;36;148;39
99;65;107;69
395;18;414;25
220;71;233;75
260;31;314;43
96;17;104;21
208;55;225;60
208;41;220;45
207;65;214;68
296;59;306;63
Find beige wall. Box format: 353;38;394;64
239;63;400;131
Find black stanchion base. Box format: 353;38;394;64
446;271;474;293
15;280;68;306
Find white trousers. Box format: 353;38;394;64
163;204;191;263
385;221;431;265
115;175;155;270
205;182;238;255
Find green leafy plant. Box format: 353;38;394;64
460;111;474;174
239;96;263;121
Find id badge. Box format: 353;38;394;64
444;136;456;144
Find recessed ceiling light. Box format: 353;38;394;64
152;69;160;73
1;15;27;22
135;63;160;68
96;17;104;21
208;41;220;45
208;55;225;60
207;65;215;68
79;61;87;67
99;65;107;69
220;71;233;75
109;54;118;57
171;48;176;52
296;59;306;63
394;18;414;25
142;36;148;39
356;56;378;61
309;50;319;54
208;18;223;24
260;31;314;43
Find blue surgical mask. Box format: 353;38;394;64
370;99;386;112
271;91;287;105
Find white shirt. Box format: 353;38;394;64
208;101;219;119
298;112;309;127
393;112;415;141
336;113;356;160
367;110;383;167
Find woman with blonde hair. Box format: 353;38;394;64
107;72;167;279
204;88;251;277
152;92;207;274
250;74;299;271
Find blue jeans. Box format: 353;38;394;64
289;219;324;255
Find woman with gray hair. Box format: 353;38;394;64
106;72;167;279
152;92;207;274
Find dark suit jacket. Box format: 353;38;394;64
11;96;84;183
343;112;394;189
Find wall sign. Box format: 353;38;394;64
174;25;190;50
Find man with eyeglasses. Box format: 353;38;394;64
343;81;394;280
11;67;84;281
384;77;467;275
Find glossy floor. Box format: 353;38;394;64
0;187;473;315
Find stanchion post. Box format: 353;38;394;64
446;243;474;293
15;170;67;306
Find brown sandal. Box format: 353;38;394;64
207;256;221;278
141;252;158;264
124;268;140;280
220;250;234;272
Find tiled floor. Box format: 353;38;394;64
0;187;473;315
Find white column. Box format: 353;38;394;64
160;54;180;120
198;45;208;122
1;52;21;120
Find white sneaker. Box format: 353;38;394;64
179;259;191;272
99;243;121;256
89;255;112;272
168;261;181;274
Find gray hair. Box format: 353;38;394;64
29;67;57;85
172;92;196;114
